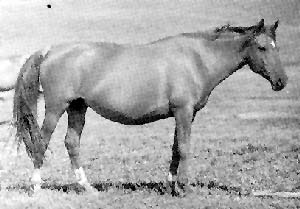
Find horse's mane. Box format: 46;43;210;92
150;23;257;44
214;24;257;34
181;23;257;41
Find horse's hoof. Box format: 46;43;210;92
27;183;41;196
83;183;98;195
166;180;179;196
166;181;193;197
34;184;41;192
176;182;193;197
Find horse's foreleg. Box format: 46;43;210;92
65;100;93;191
168;106;193;195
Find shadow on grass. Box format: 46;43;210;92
5;180;243;196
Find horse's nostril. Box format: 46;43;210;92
273;77;286;91
277;78;282;86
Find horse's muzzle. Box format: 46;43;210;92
272;77;287;91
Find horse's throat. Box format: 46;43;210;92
207;58;245;91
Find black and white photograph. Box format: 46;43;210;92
0;0;300;208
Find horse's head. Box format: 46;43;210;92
245;19;287;91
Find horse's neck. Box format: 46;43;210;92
209;54;245;90
199;38;247;91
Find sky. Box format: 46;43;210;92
0;0;299;57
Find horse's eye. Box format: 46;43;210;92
258;46;266;51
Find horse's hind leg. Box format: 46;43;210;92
32;105;67;190
64;98;91;189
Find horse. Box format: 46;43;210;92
13;19;287;195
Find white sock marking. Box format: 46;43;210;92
271;40;276;48
168;172;175;182
32;169;42;184
75;167;88;185
32;169;42;191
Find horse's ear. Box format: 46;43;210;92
253;19;264;35
258;19;264;26
273;20;279;30
257;19;265;30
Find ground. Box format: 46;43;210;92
0;0;300;208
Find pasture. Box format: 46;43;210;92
1;0;300;208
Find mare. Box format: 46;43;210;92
13;19;287;195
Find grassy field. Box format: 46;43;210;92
1;0;300;208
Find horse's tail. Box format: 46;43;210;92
13;50;48;167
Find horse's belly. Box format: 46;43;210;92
84;79;171;125
86;95;171;125
79;47;172;124
91;104;171;125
